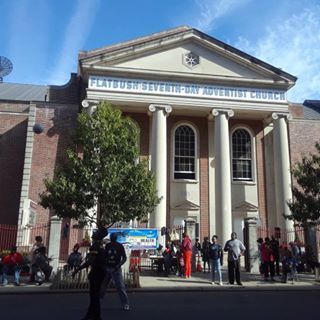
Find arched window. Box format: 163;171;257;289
232;128;252;181
174;125;196;179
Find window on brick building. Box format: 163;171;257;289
174;125;196;180
232;128;253;181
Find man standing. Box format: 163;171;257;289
224;232;245;285
100;232;129;311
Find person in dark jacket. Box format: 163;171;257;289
270;235;280;275
201;237;211;273
100;232;129;311
72;228;108;320
66;243;82;271
32;246;52;284
209;235;223;285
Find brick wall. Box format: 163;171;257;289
289;119;320;170
28;103;79;225
48;73;80;105
289;103;304;119
0;102;29;224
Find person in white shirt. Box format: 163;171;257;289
224;232;245;285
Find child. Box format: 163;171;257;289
176;250;184;277
280;245;292;283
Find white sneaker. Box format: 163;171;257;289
123;305;130;311
219;281;223;286
211;281;215;285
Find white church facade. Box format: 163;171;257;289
78;26;297;245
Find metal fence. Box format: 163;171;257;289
257;226;306;245
0;224;17;251
51;267;140;290
0;224;50;253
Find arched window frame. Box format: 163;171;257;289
172;122;198;181
230;126;256;183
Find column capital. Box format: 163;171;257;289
211;108;234;118
81;99;90;108
148;104;172;116
271;112;292;121
81;99;97;115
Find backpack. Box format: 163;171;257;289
104;245;119;267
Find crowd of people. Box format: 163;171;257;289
257;236;320;283
0;236;53;286
1;231;319;289
151;231;320;287
153;231;246;286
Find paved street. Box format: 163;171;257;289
1;290;319;320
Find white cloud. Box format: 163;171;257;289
49;0;100;85
194;0;252;32
235;7;320;102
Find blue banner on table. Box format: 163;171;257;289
108;228;158;249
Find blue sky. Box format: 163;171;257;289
1;0;319;102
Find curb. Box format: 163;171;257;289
1;283;320;295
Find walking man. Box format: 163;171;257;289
224;232;245;285
100;232;129;311
72;228;107;320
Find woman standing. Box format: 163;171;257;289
201;237;211;273
181;232;192;278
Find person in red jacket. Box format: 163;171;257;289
1;246;24;286
181;232;193;278
261;237;275;281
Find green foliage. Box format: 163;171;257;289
286;143;320;226
40;102;160;229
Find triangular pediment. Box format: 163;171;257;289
79;27;296;88
172;200;200;211
233;201;258;212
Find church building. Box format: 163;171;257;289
1;26;320;251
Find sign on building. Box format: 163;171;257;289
108;228;158;249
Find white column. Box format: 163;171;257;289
272;113;294;231
148;104;172;233
48;215;62;273
212;109;234;245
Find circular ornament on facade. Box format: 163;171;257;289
183;52;200;69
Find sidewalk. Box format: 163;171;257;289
139;270;320;291
0;271;319;294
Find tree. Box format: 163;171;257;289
40;102;160;230
286;143;320;227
